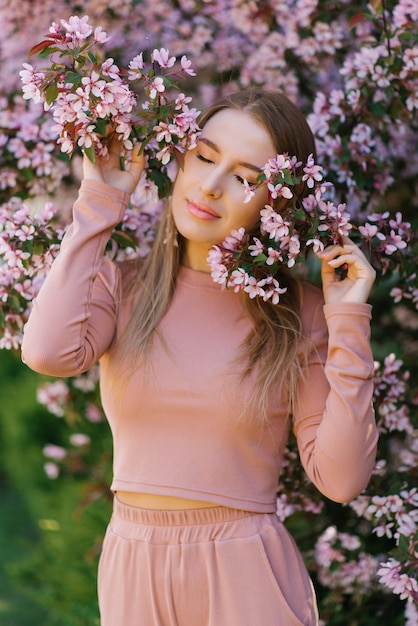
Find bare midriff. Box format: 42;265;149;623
116;491;220;510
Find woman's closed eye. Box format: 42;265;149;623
197;152;257;188
197;153;213;164
235;175;257;188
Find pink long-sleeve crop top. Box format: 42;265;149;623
21;180;379;512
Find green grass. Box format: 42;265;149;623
0;350;110;625
0;478;50;625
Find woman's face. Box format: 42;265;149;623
171;108;276;272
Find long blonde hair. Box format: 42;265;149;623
116;89;316;419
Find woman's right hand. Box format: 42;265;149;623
82;139;145;195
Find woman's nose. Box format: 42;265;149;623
201;169;223;199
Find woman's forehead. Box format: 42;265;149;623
199;109;276;165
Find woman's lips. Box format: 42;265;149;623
187;199;220;220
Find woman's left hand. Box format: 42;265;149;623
316;236;376;304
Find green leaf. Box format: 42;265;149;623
38;46;56;58
45;83;59;105
19;168;35;182
69;47;81;59
33;241;46;256
94;118;108;137
147;168;173;198
157;104;170;119
110;230;138;250
9;294;23;313
65;72;82;85
369;101;387;117
162;76;176;89
293;208;307;221
83;145;96;164
397;533;410;556
88;52;97;64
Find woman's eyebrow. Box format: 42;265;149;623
198;137;262;173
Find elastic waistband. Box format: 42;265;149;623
113;496;255;527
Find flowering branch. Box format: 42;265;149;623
0;190;160;350
20;15;200;198
207;151;414;304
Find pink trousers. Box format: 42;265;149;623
98;497;318;626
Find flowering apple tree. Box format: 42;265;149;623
0;2;417;624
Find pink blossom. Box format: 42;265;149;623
210;263;228;287
285;235;301;266
60;15;93;42
266;247;283;265
244;276;266;299
155;144;172;165
154;121;177;143
243;178;257;203
94;27;110;44
43;444;67;461
175;93;193;109
377;230;408;255
152;48;176;69
44;462;60;479
263;154;292;178
69;433;91;447
128;54;145;80
377;558;418;601
223;227;247;252
149;76;166;99
306;238;325;253
248;237;264;257
359;223;378;240
228;268;248;292
267;182;293;200
393;0;418;28
276;494;298;522
19;64;45;104
180;55;196;76
81;71;106;97
101;58;121;80
85;403;104;423
302;154;323;188
262;276;287;304
260;206;290;241
37;380;70;417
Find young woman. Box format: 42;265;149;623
21;89;378;626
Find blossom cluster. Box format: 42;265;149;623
37;365;109;487
348;488;418;605
0;197;61;349
345;354;418;605
207;152;414;305
276;440;324;523
207;153;353;303
0;182;161;349
275;352;418;610
307;3;418;214
0;96;70;202
373;353;413;434
314;525;380;595
20;15;200;197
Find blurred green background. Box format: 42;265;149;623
0;350;112;626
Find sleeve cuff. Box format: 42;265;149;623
324;302;372;320
79;179;131;208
